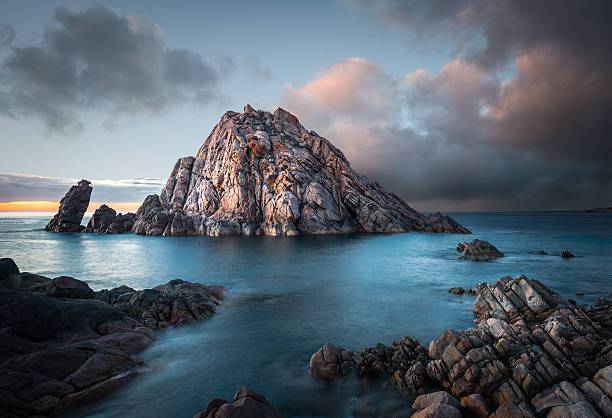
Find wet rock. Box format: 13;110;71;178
193;386;282;418
98;279;225;329
46;276;95;299
309;343;358;380
561;250;576;258
449;287;476;296
0;258;225;417
457;239;504;259
0;257;21;289
45;179;92;232
323;274;612;418
133;105;469;236
537;250;548;255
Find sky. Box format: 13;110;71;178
0;0;611;211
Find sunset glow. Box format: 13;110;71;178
0;201;142;212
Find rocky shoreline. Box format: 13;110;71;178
0;258;226;417
310;274;612;417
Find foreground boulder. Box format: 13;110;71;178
45;179;92;232
131;105;469;236
313;275;612;417
0;259;225;417
309;343;358;380
193;386;282;418
457;239;504;260
85;204;136;234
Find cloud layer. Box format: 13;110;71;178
279;1;612;210
282;54;611;211
0;173;164;204
0;5;225;134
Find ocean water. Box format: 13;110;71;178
1;212;611;417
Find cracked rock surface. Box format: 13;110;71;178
132;105;470;236
312;274;612;417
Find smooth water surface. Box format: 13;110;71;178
1;212;611;417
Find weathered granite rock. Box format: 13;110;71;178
97;279;226;329
0;259;225;417
132;105;469;236
457;239;504;260
45;180;92;232
193;386;282;418
309;343;358;380
313;275;612;417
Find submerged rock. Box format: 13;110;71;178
193;386;282;418
45;179;92;232
457;239;504;260
0;258;225;417
314;274;612;417
132;105;469;236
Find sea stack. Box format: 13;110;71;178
45;179;92;232
132;105;470;236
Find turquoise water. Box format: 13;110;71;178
1;212;611;417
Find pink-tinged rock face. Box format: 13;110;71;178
132;105;470;236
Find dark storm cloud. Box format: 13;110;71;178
0;173;164;203
0;23;15;47
242;56;273;81
288;1;612;210
344;0;612;163
282;53;611;211
0;5;225;134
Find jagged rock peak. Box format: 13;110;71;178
132;105;470;236
45;179;92;232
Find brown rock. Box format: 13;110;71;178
309;343;357;380
193;386;281;418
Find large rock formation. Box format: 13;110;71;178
313;275;612;417
132;105;470;236
0;259;225;417
45;180;92;232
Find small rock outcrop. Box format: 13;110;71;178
45;179;92;232
85;204;136;234
309;343;358;380
193;386;282;418
131;105;469;236
312;275;612;417
457;239;504;260
0;259;225;417
562;250;576;258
